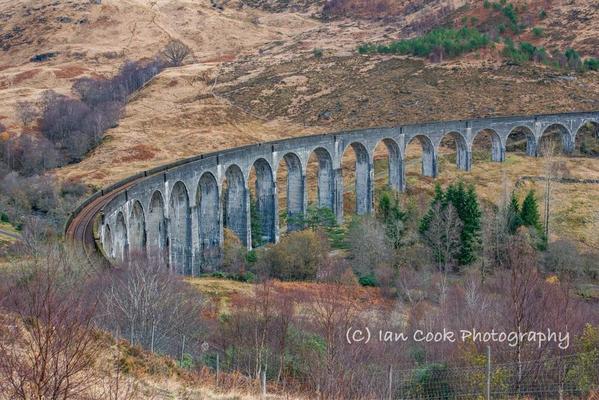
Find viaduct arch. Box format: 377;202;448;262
88;111;598;275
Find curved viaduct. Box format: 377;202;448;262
66;111;599;275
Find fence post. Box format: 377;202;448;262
487;345;491;400
180;335;186;366
388;365;393;400
216;353;220;388
150;322;155;353
261;369;267;399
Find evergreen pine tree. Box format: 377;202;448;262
378;190;393;222
520;189;541;231
507;192;523;233
457;184;482;265
419;184;445;234
378;189;407;249
249;194;263;248
420;181;481;267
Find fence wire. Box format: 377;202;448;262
388;353;598;400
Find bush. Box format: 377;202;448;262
532;26;544;38
313;48;323;58
256;230;329;281
358;275;378;287
584;58;599;71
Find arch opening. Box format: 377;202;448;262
306;147;334;211
249;158;276;246
472;129;503;162
169;181;191;275
438;131;469;171
222;164;248;247
406;135;436;178
506;126;536;156
147;191;168;267
341;142;371;216
575;121;599;156
128;200;146;257
373;138;403;202
114;211;128;264
198;172;221;270
103;225;113;260
539;123;572;155
277;153;304;233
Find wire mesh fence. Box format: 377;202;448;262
388;353;597;400
114;327;598;399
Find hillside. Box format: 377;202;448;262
1;0;597;244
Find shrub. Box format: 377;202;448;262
256;230;329;281
565;48;582;69
358;275;378;287
532;26;544;37
313;48;324;58
584;58;599;71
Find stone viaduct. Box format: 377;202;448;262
96;111;598;275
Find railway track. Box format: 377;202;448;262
65;180;138;266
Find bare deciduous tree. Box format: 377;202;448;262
421;202;463;272
162;39;192;67
15;101;37;128
0;251;100;400
98;254;205;357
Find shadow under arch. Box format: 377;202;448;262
341;141;371;215
438;131;469;171
197;171;220;270
539;123;573;155
147;190;168;267
169;181;191;275
307;147;334;211
128;200;146;256
114;211;128;264
373;138;404;192
506;126;536;156
222;164;248;247
406;135;437;177
574;120;599;156
103;224;113;260
277;152;304;232
472;128;504;162
250;158;276;245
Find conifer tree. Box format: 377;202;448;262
378;189;407;249
507;192;523;233
419;183;445;234
520;189;541;231
420;181;482;267
457;184;482;265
